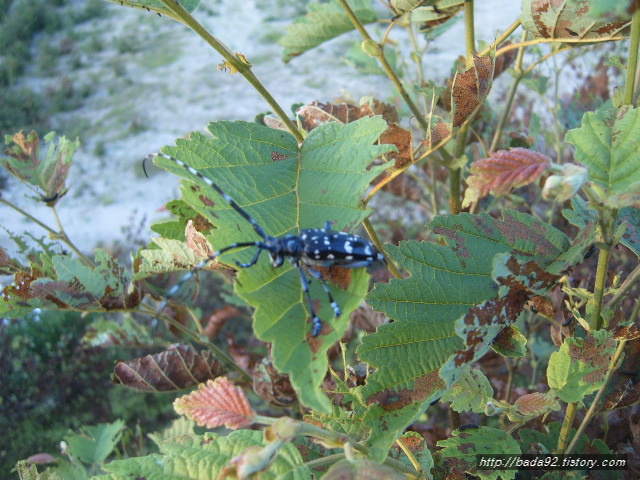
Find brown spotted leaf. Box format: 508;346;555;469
462;148;552;208
112;344;225;392
362;210;570;459
522;0;631;40
548;330;616;402
599;338;640;411
174;377;255;429
451;55;495;128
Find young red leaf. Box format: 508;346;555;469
514;392;560;416
174;377;255;429
463;148;551;207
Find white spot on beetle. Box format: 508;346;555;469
327;254;335;259
344;241;353;254
346;255;353;260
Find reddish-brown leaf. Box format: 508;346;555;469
463;148;551;207
174;377;255;429
112;344;225;392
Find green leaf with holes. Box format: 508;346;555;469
151;118;393;412
1;249;140;318
65;420;125;465
440;365;494;414
106;0;200;15
280;0;378;63
565;105;640;207
93;430;310;480
360;211;569;460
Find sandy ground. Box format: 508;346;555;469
1;0;522;260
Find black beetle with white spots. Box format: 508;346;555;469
147;152;385;336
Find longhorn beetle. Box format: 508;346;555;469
147;152;385;336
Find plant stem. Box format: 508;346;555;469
555;401;577;453
448;0;476;214
488;30;527;153
0;197;94;267
464;1;475;65
603;262;640;313
565;339;627;455
495;35;629;58
396;437;422;473
591;244;611;330
336;0;431;133
624;6;640;106
361;217;402;278
159;0;303;143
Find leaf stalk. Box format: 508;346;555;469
624;5;640;106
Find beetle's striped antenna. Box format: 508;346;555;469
144;153;268;241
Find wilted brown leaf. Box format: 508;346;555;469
296;99;398;132
379;123;413;168
112;344;225;392
463;148;551;208
204;304;242;338
253;358;297;407
185;220;214;258
174;377;255;429
451;55;494;128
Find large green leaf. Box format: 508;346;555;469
93;431;310;480
279;0;378;62
151;119;393;412
359;211;569;459
565;105;640;206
